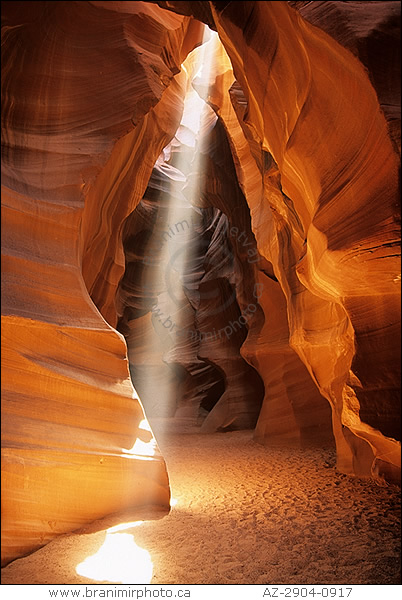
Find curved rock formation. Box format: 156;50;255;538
288;0;401;154
149;0;400;479
1;0;204;565
187;0;400;479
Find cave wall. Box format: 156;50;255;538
223;1;400;481
1;0;400;566
288;1;401;154
176;0;400;480
1;0;204;566
193;54;334;445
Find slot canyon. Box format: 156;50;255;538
1;0;401;586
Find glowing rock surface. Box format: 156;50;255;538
1;0;204;566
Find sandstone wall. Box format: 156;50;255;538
1;0;204;565
153;0;401;480
207;0;401;480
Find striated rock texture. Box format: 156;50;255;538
150;0;400;480
204;0;400;480
192;29;334;446
1;0;400;566
1;0;204;565
287;1;401;154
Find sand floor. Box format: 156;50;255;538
1;428;401;585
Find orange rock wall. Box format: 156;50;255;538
200;31;334;448
206;0;401;480
1;0;204;565
155;0;400;479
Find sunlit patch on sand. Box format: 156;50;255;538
75;521;152;584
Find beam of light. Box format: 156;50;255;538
75;521;152;584
125;26;223;430
180;28;220;138
170;497;178;507
157;27;220;335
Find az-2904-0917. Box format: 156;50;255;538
262;589;353;598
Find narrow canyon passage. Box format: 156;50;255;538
2;425;400;585
2;0;400;581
